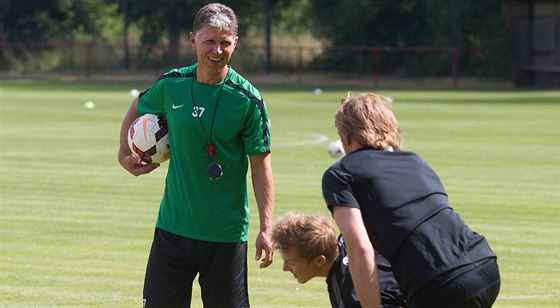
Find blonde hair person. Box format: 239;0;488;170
335;92;403;152
273;212;406;308
322;92;500;308
273;212;338;268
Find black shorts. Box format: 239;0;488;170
143;228;249;308
409;258;500;308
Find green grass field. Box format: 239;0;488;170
1;79;559;307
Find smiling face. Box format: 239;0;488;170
279;247;326;284
190;26;238;84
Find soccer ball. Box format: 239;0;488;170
128;114;170;163
327;140;345;157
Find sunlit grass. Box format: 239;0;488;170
1;81;558;307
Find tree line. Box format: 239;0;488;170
1;0;512;78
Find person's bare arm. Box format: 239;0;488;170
250;152;275;268
118;98;160;176
333;206;381;308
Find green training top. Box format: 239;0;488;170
137;64;271;242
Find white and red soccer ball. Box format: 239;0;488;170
127;114;170;164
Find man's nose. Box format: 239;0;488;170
213;43;222;54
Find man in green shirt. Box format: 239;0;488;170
118;3;274;307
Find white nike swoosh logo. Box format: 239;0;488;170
172;104;184;109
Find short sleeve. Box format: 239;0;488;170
137;82;165;115
322;165;360;213
242;97;271;156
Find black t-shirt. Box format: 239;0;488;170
326;235;406;308
322;148;496;298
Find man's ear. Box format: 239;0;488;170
314;255;327;266
189;32;196;50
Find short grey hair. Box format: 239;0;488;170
193;3;238;34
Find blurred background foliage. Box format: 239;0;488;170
1;0;512;78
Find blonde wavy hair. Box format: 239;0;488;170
272;212;338;263
335;92;403;151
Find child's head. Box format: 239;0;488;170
272;212;338;283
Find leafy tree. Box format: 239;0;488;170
304;0;510;76
0;0;512;78
1;0;120;70
125;0;267;66
305;0;442;73
2;0;75;42
456;0;511;77
125;0;197;65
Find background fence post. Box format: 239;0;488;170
85;42;92;79
452;47;459;87
297;47;303;86
374;49;380;87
